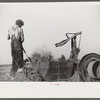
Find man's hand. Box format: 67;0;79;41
7;34;10;40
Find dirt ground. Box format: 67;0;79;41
0;64;82;82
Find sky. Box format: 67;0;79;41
0;2;100;64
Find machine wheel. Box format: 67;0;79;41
79;53;100;82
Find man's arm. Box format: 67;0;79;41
7;30;10;40
20;28;24;43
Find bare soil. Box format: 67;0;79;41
0;64;82;82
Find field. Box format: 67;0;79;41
0;64;11;81
0;62;82;82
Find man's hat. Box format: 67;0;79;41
16;19;24;26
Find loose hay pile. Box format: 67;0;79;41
0;68;82;82
14;49;83;82
16;50;54;82
11;70;82;82
0;49;83;82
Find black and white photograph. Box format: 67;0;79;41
0;2;100;82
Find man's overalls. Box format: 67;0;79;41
10;27;23;78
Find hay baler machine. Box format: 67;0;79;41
55;32;100;82
23;31;100;82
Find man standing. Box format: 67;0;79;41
8;19;24;80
